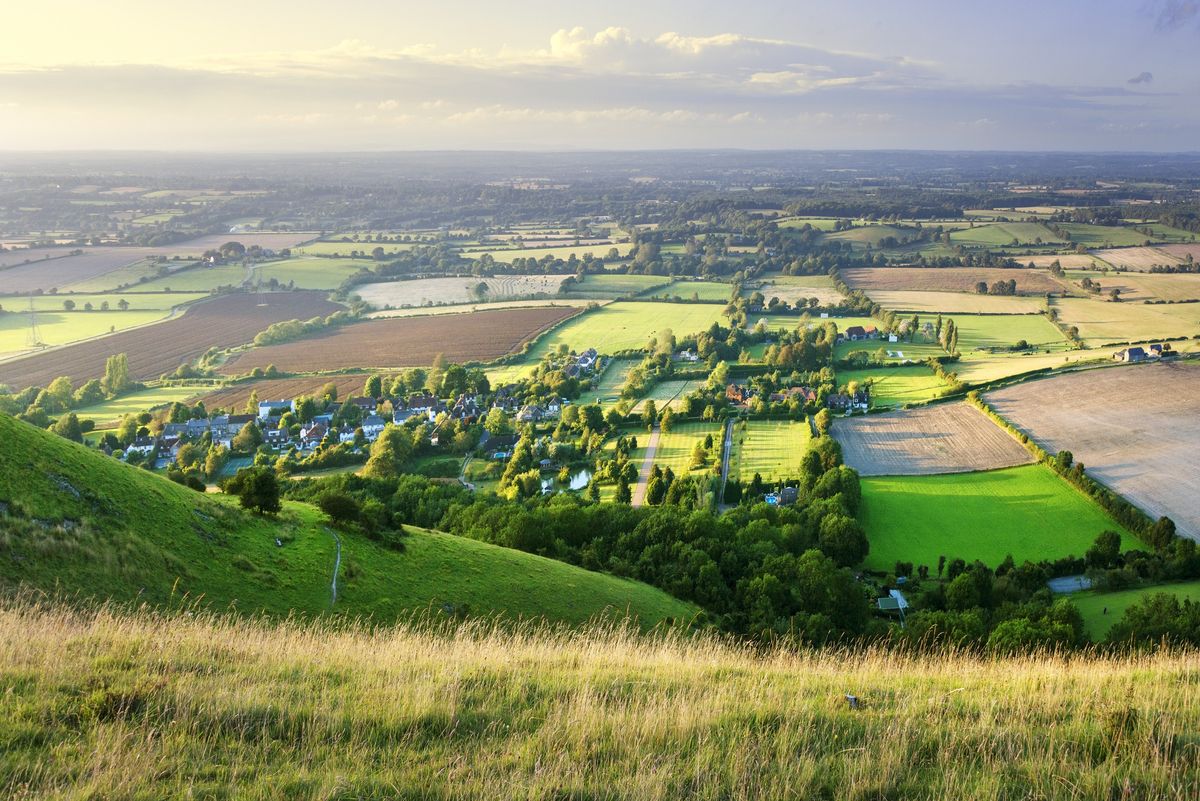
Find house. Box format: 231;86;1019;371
125;437;156;457
1149;343;1174;358
769;386;817;404
780;486;799;505
842;325;878;342
1113;347;1147;363
827;388;870;412
726;384;753;405
675;349;701;363
516;404;545;423
407;394;442;415
392;408;417;425
299;423;327;449
264;428;290;448
348;396;378;413
257;400;294;420
361;414;386;440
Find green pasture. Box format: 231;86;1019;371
1071;581;1200;640
729;419;812;483
835;365;949;407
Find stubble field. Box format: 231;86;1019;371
841;267;1067;295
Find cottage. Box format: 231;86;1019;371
125;437;156;457
361;414;386;440
726;384;753;405
257;400;294;420
516;404;545;423
675;349;701;363
299;422;327;448
348;396;378;413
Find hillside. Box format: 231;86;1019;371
2;600;1198;799
0;415;696;628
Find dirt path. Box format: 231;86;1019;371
717;418;734;510
326;527;342;607
630;424;661;508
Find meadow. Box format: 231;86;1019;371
835;365;949;407
251;257;368;290
952;313;1067;351
624;420;723;475
562;273;672;298
859;464;1140;570
949;222;1062;247
1071;581;1200;639
73;385;207;426
1061;270;1200;302
3;601;1198;799
0;308;172;359
729;419;812;482
631;378;705;412
62;258;201;292
1058;223;1149;248
869;290;1046;314
749;273;845;306
1051;296;1200;343
520;302;727;363
134;262;248;292
460;242;633;262
642;279;732;301
841;267;1066;295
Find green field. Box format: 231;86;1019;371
521;302;727;362
729;419;812;482
135;262;248;292
73;385;207;426
462;242;634;263
643;280;732;301
777;216;841;231
1058;223;1149;248
63;258;201;292
1071;581;1200;640
949;222;1062;248
587;357;639;406
0;310;168;359
252;257;368;290
859;464;1140;571
562;273;672;299
952;313;1067;351
1052;296;1200;344
823;225;914;249
624;421;723;476
835;365;949;407
870;291;1047;315
834;339;945;363
293;240;416;257
0;414;696;628
751;314;875;334
631;378;705;412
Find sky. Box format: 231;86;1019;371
1;0;1199;151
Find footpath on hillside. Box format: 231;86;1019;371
630;424;661;507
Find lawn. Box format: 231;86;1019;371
73;385;208;426
252;257;368;290
858;464;1140;571
562;273;672;299
729;419;812;483
835;365;950;407
951;313;1067;351
1052;296;1200;344
631;378;705;412
1070;581;1200;640
586;357;640;406
622;421;723;476
521;302;727;361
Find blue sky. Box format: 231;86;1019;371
0;0;1197;150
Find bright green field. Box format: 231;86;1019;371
823;225;914;249
751;314;875;334
835;340;945;363
777;216;841;231
587;357;640;406
859;465;1140;571
522;302;726;361
0;414;696;629
0;309;168;359
952;314;1067;351
644;280;732;301
563;273;672;299
252;257;367;290
63;259;201;293
949;223;1062;248
9;292;207;312
1071;581;1200;640
729;419;811;483
835;365;949;407
73;385;207;426
136;263;248;292
1058;224;1149;248
631;378;705;412
620;421;723;476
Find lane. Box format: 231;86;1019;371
717;418;734;510
630;424;661;507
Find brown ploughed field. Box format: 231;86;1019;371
985;362;1200;540
841;267;1067;295
219;306;578;375
834;402;1034;476
0;292;341;390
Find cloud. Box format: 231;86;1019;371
1128;71;1154;84
1146;0;1200;31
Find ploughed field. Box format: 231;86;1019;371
834;402;1034;476
841;267;1067;295
219;306;578;375
985;362;1200;540
0;292;342;391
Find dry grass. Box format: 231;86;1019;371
842;267;1067;295
1;599;1198;799
1092;247;1184;272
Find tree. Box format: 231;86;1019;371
642;399;658;431
426;353;447;395
101;353;131;396
320;382;339;403
62;299;76;311
51;412;83;442
224;466;280;515
116;414;139;446
364;374;383;399
484;407;509;435
816;514;869;567
231;421;263;453
1085;530;1122;570
46;376;73;408
73;379;105;407
659;406;675;434
615;478;632;504
646;474;666;505
364;425;412;479
1147;516;1177;550
318;492;362;527
117;298;130;311
945;573;981;611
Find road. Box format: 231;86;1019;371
630;424;661;507
717;418;734;510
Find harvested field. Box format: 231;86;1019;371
1159;243;1200;262
869;290;1045;314
219;306;578;375
1052;297;1200;343
749;274;844;307
985;362;1200;540
841;267;1066;295
1017;253;1101;269
1091;247;1183;272
0;248;173;294
197;374;377;412
0;292;341;391
171;232;317;253
356;275;567;308
1064;270;1200;303
834;402;1034;476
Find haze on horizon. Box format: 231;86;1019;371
2;0;1199;152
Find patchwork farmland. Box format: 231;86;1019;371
0;292;342;390
219;306;578;375
985;362;1200;540
355;275;567;308
834;402;1034;476
841;267;1067;295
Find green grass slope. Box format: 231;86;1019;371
1071;580;1200;640
0;415;696;628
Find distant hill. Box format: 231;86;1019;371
0;414;697;628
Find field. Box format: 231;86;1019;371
134;262;248;292
631;378;705;412
949;222;1062;247
1063;270;1200;303
729;419;812;482
842;267;1066;295
252;257;367;290
823;224;913;249
628;421;723;475
62;258;201;292
562;273;672;299
1051;296;1200;343
0;415;693;628
197;374;376;413
72;385;207;426
219;306;578;375
834;403;1034;476
1159;243;1200;262
585;357;639;406
749;273;844;306
986;363;1200;540
1071;581;1200;639
0;292;343;391
0;247;179;294
751;314;876;334
643;280;732;301
835;365;950;407
461;242;634;262
869;290;1046;314
859;464;1140;570
519;302;727;363
1091;246;1184;271
355;275;567;308
0;308;170;360
292;240;416;257
1058;223;1150;248
1016;253;1102;269
952;313;1067;351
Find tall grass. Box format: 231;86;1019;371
1;598;1198;799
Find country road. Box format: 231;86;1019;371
630;424;661;507
717;418;734;510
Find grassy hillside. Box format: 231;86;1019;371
2;600;1197;799
0;414;696;628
